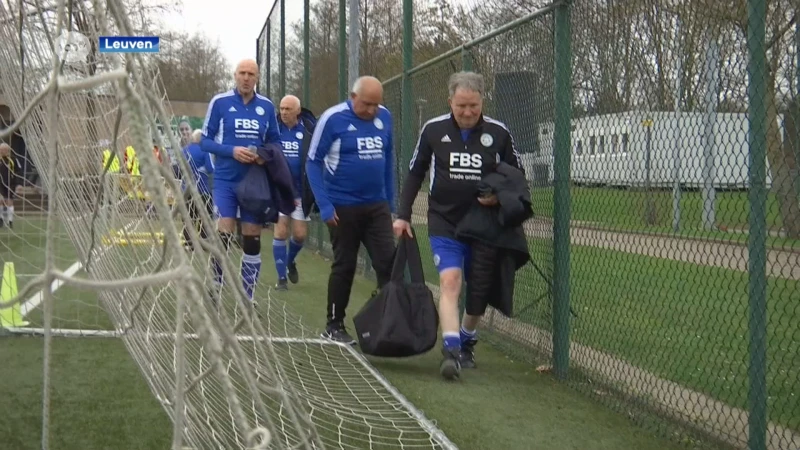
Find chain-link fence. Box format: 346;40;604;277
257;1;800;449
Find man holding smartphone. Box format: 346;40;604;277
393;71;524;381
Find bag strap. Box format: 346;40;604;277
389;230;426;284
404;230;426;283
389;238;408;282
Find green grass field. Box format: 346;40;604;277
0;216;690;450
531;186;800;250
406;224;800;434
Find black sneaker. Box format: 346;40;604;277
275;278;289;291
439;348;462;380
321;323;356;345
459;338;477;369
0;218;4;228
287;262;299;284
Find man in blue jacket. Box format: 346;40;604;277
200;58;281;306
306;76;396;344
272;94;317;291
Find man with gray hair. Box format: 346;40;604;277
393;71;524;380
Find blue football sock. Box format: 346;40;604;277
460;327;477;345
442;332;461;350
272;238;287;280
241;253;262;301
287;237;304;265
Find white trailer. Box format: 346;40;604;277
524;111;784;189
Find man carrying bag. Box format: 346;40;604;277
353;232;439;357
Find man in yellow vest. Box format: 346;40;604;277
125;146;138;176
123;145;147;200
101;143;124;201
101;148;121;173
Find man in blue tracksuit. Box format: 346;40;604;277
200;58;281;305
181;129;214;250
306;75;397;344
272;94;317;291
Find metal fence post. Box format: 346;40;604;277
303;0;310;105
255;38;260;92
401;0;413;183
462;47;472;72
348;0;360;89
552;0;573;381
672;16;683;233
279;0;286;99
702;36;720;230
400;0;414;283
338;0;347;101
746;0;768;448
265;22;271;98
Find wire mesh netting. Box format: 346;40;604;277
0;0;464;447
559;1;800;448
265;0;800;449
257;18;269;94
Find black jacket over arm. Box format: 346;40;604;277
454;162;533;317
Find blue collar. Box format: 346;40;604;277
233;88;255;105
280;119;304;132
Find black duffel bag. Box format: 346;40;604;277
353;232;439;357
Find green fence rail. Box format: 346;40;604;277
257;1;800;449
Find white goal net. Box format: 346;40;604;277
0;0;456;449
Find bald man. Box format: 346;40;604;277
306;76;397;344
271;94;319;290
201;58;282;307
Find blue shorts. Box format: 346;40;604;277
212;180;261;224
429;236;471;275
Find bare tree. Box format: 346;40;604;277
156;31;231;102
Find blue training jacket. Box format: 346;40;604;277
200;89;281;183
278;120;305;197
183;143;213;196
305;100;395;222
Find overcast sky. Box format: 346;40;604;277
163;0;304;72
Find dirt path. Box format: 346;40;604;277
411;198;800;281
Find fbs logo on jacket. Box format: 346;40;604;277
282;141;300;151
356;136;384;160
448;152;482;181
234;118;261;140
